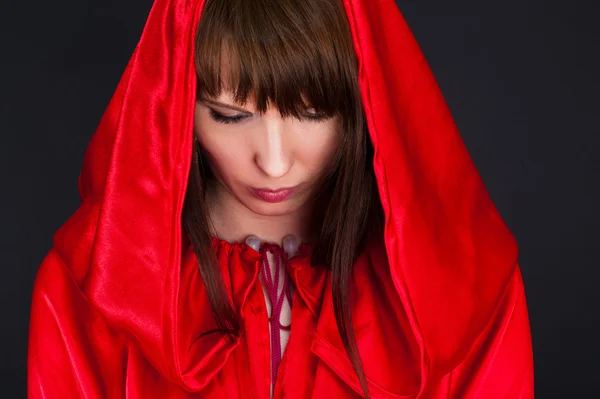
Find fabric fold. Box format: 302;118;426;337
341;0;519;392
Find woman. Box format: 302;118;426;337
27;0;534;398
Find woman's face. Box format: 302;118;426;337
194;91;340;217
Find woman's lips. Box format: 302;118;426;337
249;186;297;203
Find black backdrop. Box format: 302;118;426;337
1;0;598;397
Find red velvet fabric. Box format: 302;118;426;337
27;0;534;397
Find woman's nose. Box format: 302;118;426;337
254;120;293;179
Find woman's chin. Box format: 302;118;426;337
245;198;300;217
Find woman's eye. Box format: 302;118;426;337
208;107;331;124
209;109;247;124
303;110;332;122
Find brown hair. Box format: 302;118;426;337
182;0;383;396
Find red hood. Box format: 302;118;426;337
50;0;518;394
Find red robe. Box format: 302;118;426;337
27;0;534;397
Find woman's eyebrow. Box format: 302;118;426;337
200;98;252;113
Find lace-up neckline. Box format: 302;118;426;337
209;236;319;392
258;243;293;386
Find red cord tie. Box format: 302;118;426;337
258;243;293;385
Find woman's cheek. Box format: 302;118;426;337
206;139;249;179
297;123;340;174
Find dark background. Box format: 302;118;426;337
1;0;598;397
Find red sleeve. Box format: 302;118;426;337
27;251;126;398
447;263;535;398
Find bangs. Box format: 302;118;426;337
194;0;357;119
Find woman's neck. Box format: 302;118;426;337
205;181;320;246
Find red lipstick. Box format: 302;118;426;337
249;186;297;203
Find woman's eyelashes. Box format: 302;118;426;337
209;108;248;124
303;111;333;122
208;108;332;124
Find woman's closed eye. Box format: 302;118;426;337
209;108;248;124
209;107;333;124
302;109;333;122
